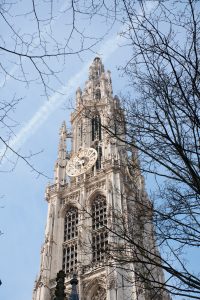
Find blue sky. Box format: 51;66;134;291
0;4;134;297
1;1;198;299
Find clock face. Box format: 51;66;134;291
66;148;98;177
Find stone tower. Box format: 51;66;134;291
33;58;170;300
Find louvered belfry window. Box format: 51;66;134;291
92;195;108;262
96;145;102;170
92;115;102;141
94;89;101;101
63;207;78;274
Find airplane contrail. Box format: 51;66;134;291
0;1;156;162
0;32;122;161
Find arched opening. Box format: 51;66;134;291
63;207;78;274
64;207;78;241
94;89;101;101
77;121;83;148
95;145;102;170
92;115;102;141
92;195;108;262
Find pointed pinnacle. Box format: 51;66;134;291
59;121;67;138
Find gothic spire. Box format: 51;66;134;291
79;57;113;106
58;121;67;161
89;57;105;80
54;121;68;184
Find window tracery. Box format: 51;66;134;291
62;243;78;274
64;207;78;241
78;121;83;148
92;195;108;262
92;195;107;230
63;207;78;274
92;115;101;141
94;89;101;101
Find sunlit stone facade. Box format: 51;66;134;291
32;58;170;300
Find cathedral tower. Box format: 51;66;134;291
33;58;170;300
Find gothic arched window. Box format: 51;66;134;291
62;243;78;274
94;89;101;101
92;115;101;141
63;207;78;274
92;195;108;262
64;207;78;241
78;121;83;148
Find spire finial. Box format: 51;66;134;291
54;121;68;184
89;57;104;80
58;121;67;161
59;121;67;138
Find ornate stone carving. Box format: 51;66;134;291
86;180;106;197
65;191;80;203
107;274;117;290
33;57;170;300
107;179;112;193
91;286;106;300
